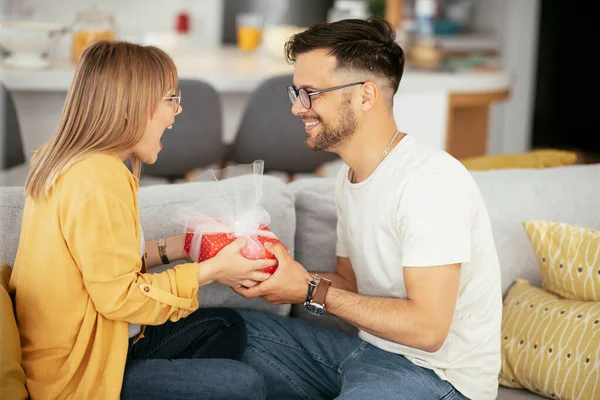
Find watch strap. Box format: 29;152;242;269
158;238;170;264
312;277;331;306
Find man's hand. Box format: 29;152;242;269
206;237;276;289
233;242;311;304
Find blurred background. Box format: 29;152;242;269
0;0;595;186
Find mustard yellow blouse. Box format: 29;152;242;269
9;154;200;400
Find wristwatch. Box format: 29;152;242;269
158;238;170;264
304;274;332;316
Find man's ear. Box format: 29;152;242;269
360;82;378;111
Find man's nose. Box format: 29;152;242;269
291;96;306;116
176;104;183;115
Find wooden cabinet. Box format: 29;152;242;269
446;89;511;159
385;0;404;28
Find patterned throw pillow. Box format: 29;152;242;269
523;220;600;301
500;279;600;399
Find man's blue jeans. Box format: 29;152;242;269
121;307;266;400
238;309;468;400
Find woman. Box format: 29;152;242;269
8;41;274;400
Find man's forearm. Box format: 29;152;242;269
311;272;357;293
324;287;444;352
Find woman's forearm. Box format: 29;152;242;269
145;235;188;269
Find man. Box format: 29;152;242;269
235;16;502;400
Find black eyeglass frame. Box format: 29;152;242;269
287;81;365;109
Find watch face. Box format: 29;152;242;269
305;303;326;316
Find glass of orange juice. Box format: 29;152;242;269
236;13;263;52
71;7;116;63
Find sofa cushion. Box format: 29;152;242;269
497;387;547;400
0;264;28;400
499;278;600;399
138;175;296;316
523;220;600;302
470;164;600;296
288;178;338;274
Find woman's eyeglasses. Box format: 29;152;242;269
163;88;181;111
287;82;364;109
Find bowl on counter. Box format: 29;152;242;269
0;19;68;70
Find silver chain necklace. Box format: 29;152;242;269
351;129;401;183
380;129;401;162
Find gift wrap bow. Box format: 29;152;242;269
188;205;277;257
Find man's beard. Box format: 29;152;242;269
306;96;357;152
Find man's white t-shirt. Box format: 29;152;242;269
334;135;502;400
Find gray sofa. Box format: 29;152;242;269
2;163;600;400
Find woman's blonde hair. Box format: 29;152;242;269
25;40;178;200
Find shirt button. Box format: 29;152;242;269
143;286;150;292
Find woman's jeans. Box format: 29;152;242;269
121;307;266;400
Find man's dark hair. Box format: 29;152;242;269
284;16;405;95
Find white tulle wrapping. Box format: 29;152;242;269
173;160;276;262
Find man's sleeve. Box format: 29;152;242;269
334;168;350;258
335;208;349;257
398;172;475;267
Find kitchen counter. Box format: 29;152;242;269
1;45;512;173
0;45;511;94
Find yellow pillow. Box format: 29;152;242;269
0;264;28;400
500;279;600;399
460;149;577;171
523;220;600;302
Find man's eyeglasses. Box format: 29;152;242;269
163;88;181;111
287;82;365;109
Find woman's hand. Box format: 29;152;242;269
198;237;276;289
